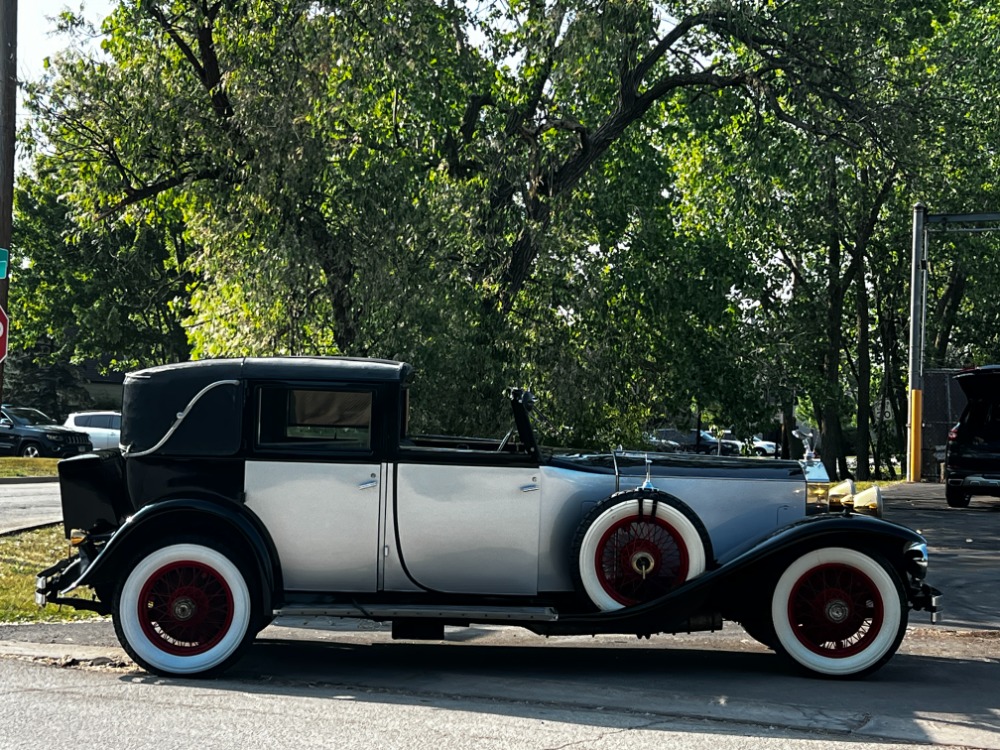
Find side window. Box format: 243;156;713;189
257;387;373;451
92;415;112;429
110;414;122;430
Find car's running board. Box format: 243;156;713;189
274;603;560;622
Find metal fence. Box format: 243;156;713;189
920;368;967;481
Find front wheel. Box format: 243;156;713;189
574;490;709;611
771;547;907;678
946;485;971;508
112;540;257;677
19;442;41;458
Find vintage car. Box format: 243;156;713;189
36;357;940;679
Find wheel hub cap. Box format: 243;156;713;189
171;596;197;621
630;550;655;576
825;599;849;623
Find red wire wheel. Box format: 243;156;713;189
594;515;690;606
786;562;884;658
576;494;708;611
771;547;906;677
138;560;236;656
115;542;255;677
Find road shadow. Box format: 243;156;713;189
114;634;1000;747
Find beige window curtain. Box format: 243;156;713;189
290;391;372;429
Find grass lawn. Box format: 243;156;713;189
0;457;59;478
0;525;104;623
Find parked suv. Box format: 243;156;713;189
64;411;122;450
945;365;1000;508
0;406;93;458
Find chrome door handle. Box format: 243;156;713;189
358;479;378;490
520;484;540;493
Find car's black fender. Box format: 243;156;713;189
531;513;929;636
67;497;283;620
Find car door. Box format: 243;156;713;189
243;384;383;592
0;409;17;455
87;415;116;450
392;458;541;595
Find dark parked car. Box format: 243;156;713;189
0;406;92;458
36;357;939;679
945;365;1000;507
680;429;740;456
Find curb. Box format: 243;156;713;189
0;476;58;484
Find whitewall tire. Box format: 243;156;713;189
577;492;708;611
113;542;255;677
771;547;906;677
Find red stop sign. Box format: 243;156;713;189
0;304;8;363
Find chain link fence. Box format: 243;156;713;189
920;368;967;481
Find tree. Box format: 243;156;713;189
22;0;1000;448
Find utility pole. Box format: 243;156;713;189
0;0;16;403
907;203;926;482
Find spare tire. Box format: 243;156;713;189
573;489;710;611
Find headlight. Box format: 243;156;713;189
45;433;65;441
905;541;929;581
805;482;830;514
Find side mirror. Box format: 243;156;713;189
0;418;11;429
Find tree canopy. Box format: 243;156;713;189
11;0;1000;473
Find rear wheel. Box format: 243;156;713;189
771;547;907;678
112;540;257;677
946;485;971;508
574;490;709;611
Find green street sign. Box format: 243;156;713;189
0;248;7;279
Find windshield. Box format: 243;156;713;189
4;407;56;426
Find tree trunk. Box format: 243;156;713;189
854;252;871;481
931;265;967;366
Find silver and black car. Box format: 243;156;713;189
36;357;940;679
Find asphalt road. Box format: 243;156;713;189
4;480;1000;747
2;654;958;750
0;477;60;536
879;482;1000;630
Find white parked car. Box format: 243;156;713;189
63;411;121;450
752;437;779;456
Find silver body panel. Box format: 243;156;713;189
247;456;806;597
390;463;540;595
537;466;805;592
245;460;383;592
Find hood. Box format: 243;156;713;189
23;424;83;434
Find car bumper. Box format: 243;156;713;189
946;473;1000;496
48;444;92;458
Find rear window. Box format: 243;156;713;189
961;397;1000;443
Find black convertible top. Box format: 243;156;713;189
121;357;413;456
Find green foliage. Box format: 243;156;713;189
0;526;101;623
13;0;1000;467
